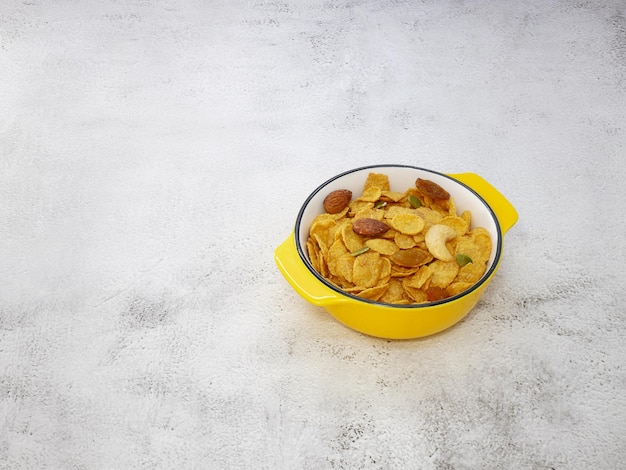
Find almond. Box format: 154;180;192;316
352;218;390;237
323;189;352;214
415;178;450;200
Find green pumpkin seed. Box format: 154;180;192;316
456;254;473;267
351;246;371;256
408;194;422;208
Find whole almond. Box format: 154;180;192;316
415;178;450;200
352;218;390;237
323;189;352;214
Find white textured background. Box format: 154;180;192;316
1;1;625;469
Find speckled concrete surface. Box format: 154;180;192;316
1;1;626;468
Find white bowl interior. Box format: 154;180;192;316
296;165;501;275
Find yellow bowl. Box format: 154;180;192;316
275;165;518;339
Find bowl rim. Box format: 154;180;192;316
294;164;503;308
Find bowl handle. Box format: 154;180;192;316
275;233;349;307
448;173;519;234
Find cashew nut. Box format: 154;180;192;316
425;224;457;261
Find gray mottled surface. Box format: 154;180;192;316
2;1;626;469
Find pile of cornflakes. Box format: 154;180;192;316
306;173;492;304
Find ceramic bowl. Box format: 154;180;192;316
275;164;518;339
